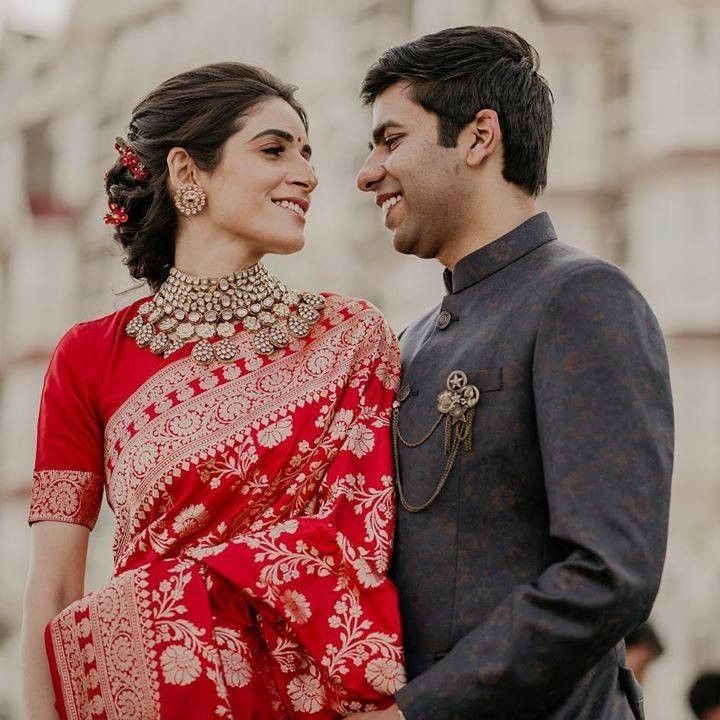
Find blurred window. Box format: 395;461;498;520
22;120;54;201
692;10;708;57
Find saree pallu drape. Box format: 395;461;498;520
30;295;405;719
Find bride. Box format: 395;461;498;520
21;62;405;719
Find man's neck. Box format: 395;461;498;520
438;197;539;270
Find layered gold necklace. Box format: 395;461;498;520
125;262;325;365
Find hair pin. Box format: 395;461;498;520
114;136;150;180
104;202;129;226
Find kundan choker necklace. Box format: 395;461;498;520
125;262;325;365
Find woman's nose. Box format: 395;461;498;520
289;163;318;192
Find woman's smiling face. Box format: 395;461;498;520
196;96;317;257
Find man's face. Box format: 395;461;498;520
356;82;472;261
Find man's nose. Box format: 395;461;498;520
356;161;386;192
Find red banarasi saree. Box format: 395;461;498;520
28;293;405;719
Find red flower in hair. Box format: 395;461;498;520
104;202;129;226
114;137;150;180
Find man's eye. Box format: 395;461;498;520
262;146;283;156
385;136;401;149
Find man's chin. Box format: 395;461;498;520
392;228;436;259
391;229;418;256
392;240;416;256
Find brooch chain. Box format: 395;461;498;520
393;370;480;513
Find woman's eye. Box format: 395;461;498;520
262;146;284;156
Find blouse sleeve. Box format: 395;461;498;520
28;323;105;530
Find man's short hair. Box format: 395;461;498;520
361;26;553;197
689;673;720;718
626;622;665;656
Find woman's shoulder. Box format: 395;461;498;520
319;291;388;325
51;295;150;359
318;291;399;353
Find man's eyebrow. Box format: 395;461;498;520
369;121;403;149
250;128;312;157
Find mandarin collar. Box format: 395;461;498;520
443;212;557;294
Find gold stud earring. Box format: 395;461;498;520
174;183;207;217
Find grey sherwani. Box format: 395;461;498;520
392;213;673;720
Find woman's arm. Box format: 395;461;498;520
21;521;91;720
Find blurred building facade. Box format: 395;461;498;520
0;1;718;718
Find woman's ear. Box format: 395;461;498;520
466;109;501;168
166;147;198;190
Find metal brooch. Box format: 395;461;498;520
392;370;480;513
437;370;480;422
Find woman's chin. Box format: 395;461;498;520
261;234;306;256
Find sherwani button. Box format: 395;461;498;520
436;310;452;329
398;385;411;402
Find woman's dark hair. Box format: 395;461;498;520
105;62;308;292
360;26;553;197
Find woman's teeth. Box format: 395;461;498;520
272;199;305;217
381;194;403;212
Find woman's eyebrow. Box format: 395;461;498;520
250;128;312;157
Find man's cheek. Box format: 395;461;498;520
382;157;400;179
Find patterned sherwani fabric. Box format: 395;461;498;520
392;212;673;720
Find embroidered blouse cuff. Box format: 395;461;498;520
28;470;103;530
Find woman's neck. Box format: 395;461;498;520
173;225;263;278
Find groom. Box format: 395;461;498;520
349;26;673;720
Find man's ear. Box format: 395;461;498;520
166;147;199;191
466;109;501;168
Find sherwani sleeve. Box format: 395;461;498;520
395;263;673;719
